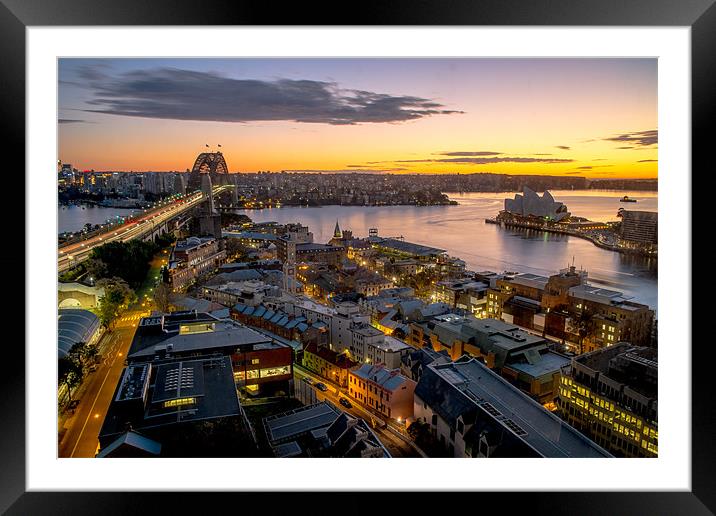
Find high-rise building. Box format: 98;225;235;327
557;342;658;458
619;209;658;246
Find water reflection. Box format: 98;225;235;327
242;191;658;311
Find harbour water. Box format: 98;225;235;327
58;204;139;234
242;190;658;311
57;190;658;311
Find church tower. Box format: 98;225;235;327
333;220;342;239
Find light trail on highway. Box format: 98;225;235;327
58;185;232;273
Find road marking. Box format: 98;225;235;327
69;338;123;457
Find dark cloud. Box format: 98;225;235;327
392;159;438;163
637;159;658;163
555;145;571;150
593;158;608;161
285;169;405;174
564;171;585;175
58;119;90;124
354;155;573;167
604;129;658;147
80;66;464;125
435;151;502;157
616;146;635;150
576;165;613;170
434;157;574;165
532;153;553;156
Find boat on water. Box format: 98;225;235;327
620;195;637;203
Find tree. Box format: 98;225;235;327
91;240;159;288
83;343;100;366
97;277;135;329
153;282;173;313
64;370;83;403
224;237;248;261
83;258;108;282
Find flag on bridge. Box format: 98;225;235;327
205;144;209;148
218;144;222;148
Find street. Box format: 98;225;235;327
292;366;424;458
57;316;140;458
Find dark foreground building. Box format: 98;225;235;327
413;356;612;458
263;401;390;458
97;355;257;457
128;310;293;396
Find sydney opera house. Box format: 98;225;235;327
501;187;571;222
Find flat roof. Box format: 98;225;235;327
432;359;612;458
568;284;642;307
375;238;445;256
507;273;549;290
506;351;570;379
100;356;241;442
376;335;412;353
264;401;340;444
128;316;275;360
152;360;205;403
115;363;151;402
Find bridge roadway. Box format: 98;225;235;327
58;185;233;273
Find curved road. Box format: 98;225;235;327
58;186;232;273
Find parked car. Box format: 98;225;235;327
301;376;313;384
339;397;352;409
315;382;328;392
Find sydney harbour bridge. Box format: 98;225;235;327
58;150;240;273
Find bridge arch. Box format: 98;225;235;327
187;151;229;191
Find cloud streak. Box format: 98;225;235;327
79;66;464;126
434;157;574;165
435;151;502;157
604;129;657;147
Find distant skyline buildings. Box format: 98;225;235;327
59;58;657;179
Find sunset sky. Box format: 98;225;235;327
58;58;657;178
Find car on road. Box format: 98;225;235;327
315;382;328;391
339;397;352;409
301;376;313;385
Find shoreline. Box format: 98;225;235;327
484;218;657;258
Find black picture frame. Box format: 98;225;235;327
4;0;713;513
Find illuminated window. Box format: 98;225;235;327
260;366;290;378
163;397;196;408
251;358;260;365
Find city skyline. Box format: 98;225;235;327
59;58;657;179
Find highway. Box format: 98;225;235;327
58;185;232;273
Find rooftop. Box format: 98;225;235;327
351;364;412;392
99;356;241;444
505;351;571;379
128;312;276;360
569;284;631;305
429;358;612;458
506;273;550;290
58;308;101;359
264;401;341;444
376;335;412;353
373;238;445;257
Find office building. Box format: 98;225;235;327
557;342;658;458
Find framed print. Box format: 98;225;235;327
5;0;714;513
